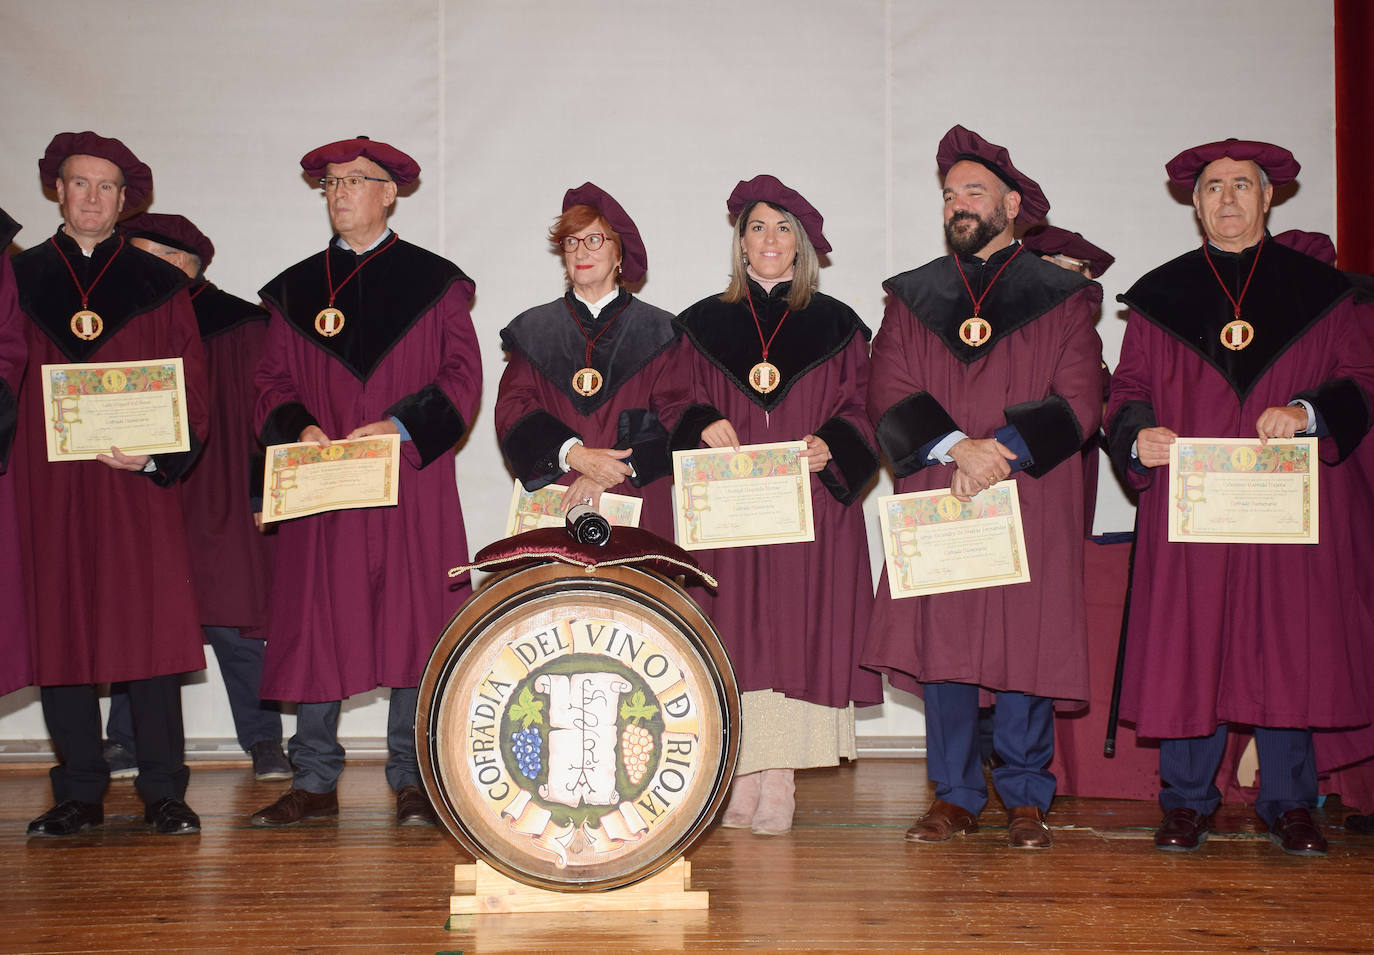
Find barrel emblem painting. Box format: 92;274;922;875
419;563;739;892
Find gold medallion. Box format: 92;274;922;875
70;309;103;341
315;306;346;337
1220;319;1254;351
959;317;992;347
749;361;781;394
572;367;603;397
100;369;128;393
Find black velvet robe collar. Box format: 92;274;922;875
1118;236;1356;399
190;281;268;341
499;288;678;415
884;243;1092;365
674;279;870;412
12;229;189;362
258;236;471;382
0;208;18;250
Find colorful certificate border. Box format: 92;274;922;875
262;434;400;523
40;358;188;461
671;440;814;551
503;479;643;536
1167;437;1318;544
877;481;1030;598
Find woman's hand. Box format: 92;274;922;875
560;474;606;512
566;444;633;488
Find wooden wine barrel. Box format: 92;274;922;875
417;561;740;892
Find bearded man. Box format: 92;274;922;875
863;125;1104;850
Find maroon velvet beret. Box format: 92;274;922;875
38;131;153;210
727;174;831;255
1165;138;1300;187
562;182;649;283
120;212;215;270
1273;229;1336;267
300;135;420;185
1021;225;1114;278
936;125;1050;225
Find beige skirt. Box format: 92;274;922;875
734;689;857;775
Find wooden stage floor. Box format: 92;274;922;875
3;757;1372;954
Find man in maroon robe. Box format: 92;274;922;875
0;207;33;700
1105;139;1374;856
12;132;208;836
251;136;481;827
863;126;1103;850
98;213;288;782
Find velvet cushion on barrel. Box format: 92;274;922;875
449;526;717;590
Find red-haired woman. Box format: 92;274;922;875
495;183;682;536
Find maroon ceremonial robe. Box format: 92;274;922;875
495;290;683;538
180;282;274;629
1106;238;1374;740
669;281;883;709
0;209;32;695
863;246;1103;703
255;236;481;702
11;230;208;684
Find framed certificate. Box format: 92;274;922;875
40;358;190;462
672;441;814;551
503;479;643;536
262;434;401;524
1167;437;1318;544
877;481;1031;599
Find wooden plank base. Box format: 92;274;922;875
452;858;707;914
4;758;1374;952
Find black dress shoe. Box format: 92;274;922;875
1346;812;1374;835
1154;807;1209;851
1268;808;1327;856
27;800;103;836
396;785;437;827
145;797;201;835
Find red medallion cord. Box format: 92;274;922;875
953;243;1023;318
49;234;125;310
324;231;400;308
1201;234;1265;318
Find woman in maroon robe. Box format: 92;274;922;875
668;175;882;835
495;183;682;537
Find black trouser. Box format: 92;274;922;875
41;675;189;805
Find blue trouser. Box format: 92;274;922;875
108;626;282;754
289;687;420;794
923;681;1056;815
1159;724;1316;825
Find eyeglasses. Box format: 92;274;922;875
320;175;391;191
561;233;609;252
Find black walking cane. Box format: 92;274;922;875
1103;519;1138;757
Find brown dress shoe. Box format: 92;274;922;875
904;799;979;842
1154;807;1209;851
1268;808;1327;856
1007;805;1053;849
396;785;437;827
1346;811;1374;835
250;788;338;827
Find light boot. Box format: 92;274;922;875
720;771;762;828
750;768;795;835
